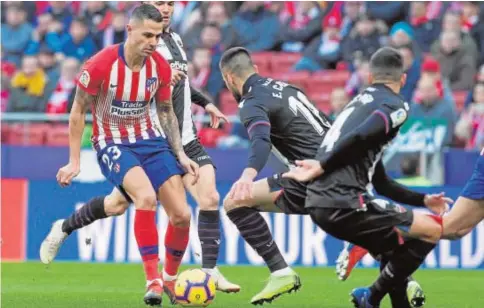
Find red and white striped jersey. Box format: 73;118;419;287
76;43;172;150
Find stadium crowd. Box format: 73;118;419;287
1;1;483;150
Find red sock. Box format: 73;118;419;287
164;222;189;276
134;209;159;281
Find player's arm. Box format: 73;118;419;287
190;86;211;108
240;102;272;181
372;161;426;207
68;87;95;164
156;88;184;157
320;104;407;172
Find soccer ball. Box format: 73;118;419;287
175;269;216;307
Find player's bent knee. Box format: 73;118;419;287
199;191;220;211
169;206;191;227
223;196;239;213
105;201;129;216
134;192;157;211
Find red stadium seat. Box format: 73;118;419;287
45;124;70;146
312;70;350;87
219;90;239;116
270;52;302;72
7;123;48;145
273;71;310;91
1;123;10;143
453;91;468;112
251;52;273;75
309;92;332;114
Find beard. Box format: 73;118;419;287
228;83;242;102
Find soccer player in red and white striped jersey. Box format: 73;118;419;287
41;4;198;306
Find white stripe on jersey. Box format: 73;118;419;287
172;33;188;60
109;61;123;144
181;79;196;145
138;65;150;140
156;33;195;146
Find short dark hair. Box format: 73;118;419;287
219;47;254;77
369;47;404;82
131;3;163;23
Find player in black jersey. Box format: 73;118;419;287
284;47;451;308
219;47;332;305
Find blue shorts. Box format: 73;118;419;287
461;154;484;201
97;137;185;201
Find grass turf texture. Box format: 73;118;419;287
2;263;483;307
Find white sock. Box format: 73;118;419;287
162;269;177;281
271;267;293;277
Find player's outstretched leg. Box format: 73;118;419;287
39;189;129;264
183;164;240;293
336;243;425;307
224;179;301;305
364;239;436;308
158;174;191;305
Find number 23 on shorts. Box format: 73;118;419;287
102;146;122;171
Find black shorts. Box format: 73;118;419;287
267;173;310;215
183;139;214;168
309;196;414;256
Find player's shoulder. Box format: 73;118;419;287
85;44;119;69
151;51;170;70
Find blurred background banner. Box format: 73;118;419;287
1;178;482;269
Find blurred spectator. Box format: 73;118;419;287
464;64;484;108
200;24;225;105
183;3;237;51
190;48;212;90
431;11;479;62
46;57;79;114
390;21;413;46
8;56;49;112
293;12;342;72
432;30;477;90
94;10;126;50
278;1;323;53
43;1;73;31
409;74;457;145
396;154;432;186
340;1;364;38
231;1;280;52
341;14;384;65
345;58;370;96
205;3;237;48
25;13;57;55
462;1;484;66
415;57;456;107
38;46;60;82
365;1;409;27
60;17;97;62
329;87;349;120
397;44;421;102
1;5;33;66
1;47;15;112
408;2;441;53
455;82;484;150
83;2;113;35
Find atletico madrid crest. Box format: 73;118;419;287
146;77;158;93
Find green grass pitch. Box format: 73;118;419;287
2;262;483;307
